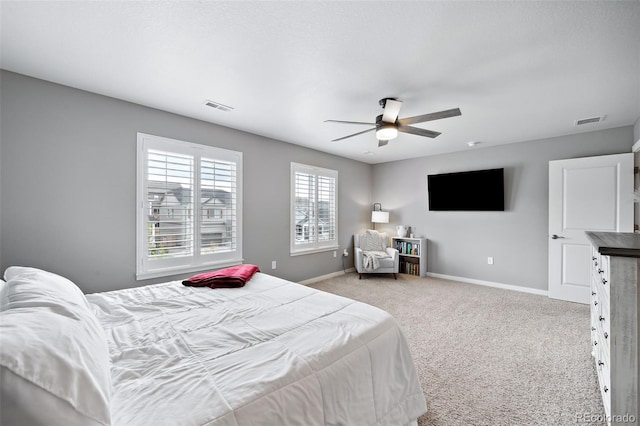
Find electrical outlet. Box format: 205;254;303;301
487;257;494;265
343;249;349;257
333;251;337;258
271;260;277;269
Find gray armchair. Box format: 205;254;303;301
354;232;399;279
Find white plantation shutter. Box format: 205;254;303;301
137;133;242;279
146;150;194;260
291;163;338;255
317;174;337;242
295;171;316;243
200;157;237;255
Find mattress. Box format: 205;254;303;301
86;272;427;425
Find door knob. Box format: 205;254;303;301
551;234;565;239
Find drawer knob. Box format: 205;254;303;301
602;279;607;285
604;332;608;339
591;327;596;331
594;340;598;346
599;315;605;322
591;291;596;296
595;261;598;267
598;360;605;367
604;386;608;393
592;257;597;261
594;301;598;306
598;269;604;274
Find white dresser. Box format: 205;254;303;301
586;231;639;424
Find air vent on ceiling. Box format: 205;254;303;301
204;100;234;112
575;115;606;126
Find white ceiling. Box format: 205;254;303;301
1;1;639;164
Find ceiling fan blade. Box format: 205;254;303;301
397;108;461;126
378;140;389;147
381;99;403;123
331;127;376;142
397;125;441;138
325;119;375;125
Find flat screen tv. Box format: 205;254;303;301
428;168;504;211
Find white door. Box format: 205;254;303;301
548;153;633;304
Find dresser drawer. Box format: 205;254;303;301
592;249;610;299
591;247;602;275
592;285;610;337
595;349;611;419
598;294;610;337
592;324;607;361
590;306;599;356
599;255;610;286
595;280;609;313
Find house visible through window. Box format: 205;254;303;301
137;133;243;279
290;162;338;255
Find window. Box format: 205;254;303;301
137;133;242;279
290;162;338;255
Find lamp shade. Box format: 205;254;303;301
371;210;389;224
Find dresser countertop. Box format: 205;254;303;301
586;231;640;258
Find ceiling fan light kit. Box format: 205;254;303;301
327;98;461;147
376;124;398;140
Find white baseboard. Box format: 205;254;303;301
299;268;355;286
426;272;548;297
300;269;548;297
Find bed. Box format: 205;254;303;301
0;266;427;425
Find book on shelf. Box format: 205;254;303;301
394;238;421;255
400;261;419;276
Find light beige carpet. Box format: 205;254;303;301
309;273;605;426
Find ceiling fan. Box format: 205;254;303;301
325;98;461;147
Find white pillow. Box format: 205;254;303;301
2;266;90;313
0;267;111;425
361;230;387;251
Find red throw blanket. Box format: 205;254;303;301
182;264;260;288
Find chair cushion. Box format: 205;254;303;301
377;256;397;268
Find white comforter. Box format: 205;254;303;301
87;273;426;426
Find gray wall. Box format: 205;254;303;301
372;127;634;291
0;71;372;293
2;70;636;294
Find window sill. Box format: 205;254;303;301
136;258;244;281
290;245;339;257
